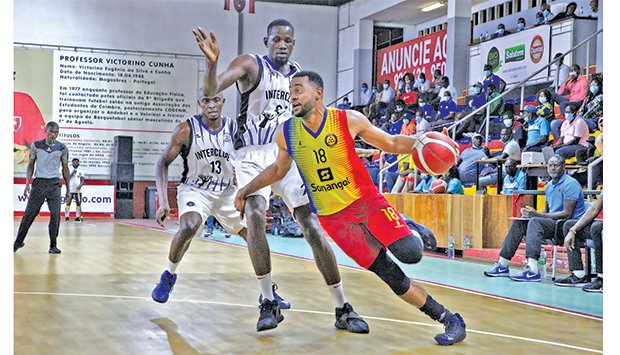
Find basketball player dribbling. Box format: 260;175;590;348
234;71;467;346
192;19;368;333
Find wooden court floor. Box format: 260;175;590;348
14;219;603;354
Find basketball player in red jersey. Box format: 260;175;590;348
235;71;466;346
193;20;367;333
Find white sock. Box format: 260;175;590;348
257;273;274;301
499;257;510;267
328;282;347;308
166;260;179;274
76;207;81;218
527;258;538;273
598;273;603;279
573;270;586;278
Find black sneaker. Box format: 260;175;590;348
434;313;467;346
14;242;25;253
256;299;283;332
582;277;603;293
553;273;589;287
65;217;70;222
48;247;62;254
335;302;369;334
75;217;83;222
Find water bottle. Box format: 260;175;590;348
538;247;547;279
485;31;490;41
479;33;484;43
462;235;471;249
447;234;455;259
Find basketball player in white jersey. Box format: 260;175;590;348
65;158;85;222
193;19;368;333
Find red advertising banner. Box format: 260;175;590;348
376;29;447;88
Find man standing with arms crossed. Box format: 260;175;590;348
192;19;367;333
14;121;71;254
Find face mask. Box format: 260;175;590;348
524;115;531;123
372;89;377;94
419;78;425;83
539;96;547;103
590;85;599;94
536;17;544;24
443;96;451;102
383;83;389;89
473;87;481;95
405;88;412;93
396;107;403;112
517;23;525;30
362;87;367;93
497;29;505;35
569;71;577;77
419;102;426;107
403;118;410;125
484;70;492;77
543;9;550;17
416;115;422;122
504;119;513;127
565;113;575;122
399;82;405;89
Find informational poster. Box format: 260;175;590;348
376;30;447;88
52;51;199;178
479;25;551;85
14;184;115;213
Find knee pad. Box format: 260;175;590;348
368;249;410;296
388;234;424;264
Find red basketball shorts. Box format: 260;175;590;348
317;190;412;269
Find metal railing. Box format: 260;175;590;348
326;89;354;108
587;156;603;197
447;28;603;143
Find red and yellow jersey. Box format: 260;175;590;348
283;108;375;216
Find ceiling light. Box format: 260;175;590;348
422;1;445;12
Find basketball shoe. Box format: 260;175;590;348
152;270;177;303
258;282;291;309
335;302;369;333
434;313;466;346
257;299;284;331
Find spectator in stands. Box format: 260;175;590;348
434;90;458;126
414;173;437;193
486;83;504;117
553;2;580;21
522;105;550;152
484;155;587;281
443;165;464;195
359;82;373;109
553;64;589;114
413;72;432;101
500;158;526;195
494;23;510;38
396;77;406;97
337;97;351;110
415;108;431;135
576;118;602;166
387;112;404;136
590;0;598;13
457;133;490;185
551;53;570;91
380;152;400;192
478;128;522;188
540;3;555;23
365;83;383;118
576;76;603;132
437;76;458;104
535;11;545;26
455;83;487;138
552;104;591;159
555;190;603;290
391;154;416;193
380;79;396;109
482;64;506;95
400;82;417;106
403;72;415;86
536;89;555;120
400;112;416;136
502;111;527;148
417;97;436;122
516;17;526;31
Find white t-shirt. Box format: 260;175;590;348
439;85;458;101
69;167;85;193
502;139;521;161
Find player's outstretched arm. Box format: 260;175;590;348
192;27;258;97
346;110;417;155
155;122;189;226
234;126;293;217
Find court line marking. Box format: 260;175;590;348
117;220;604;321
14;291;602;354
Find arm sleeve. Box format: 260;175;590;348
562;180;582;201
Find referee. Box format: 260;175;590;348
14;121;71;254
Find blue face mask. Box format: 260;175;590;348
517;23;525;30
484;70;492;77
543;9;550;17
419;102;426;107
399;82;405;89
565;113;575;122
473;87;481;95
372;88;377;94
536;17;544;24
403;118;410;125
497;29;505;35
590;85;599;94
539;96;547;104
362;87;368;93
443;95;451;102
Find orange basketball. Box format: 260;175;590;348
411;132;459;176
431;179;448;194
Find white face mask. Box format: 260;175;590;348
539;96;547;103
419;102;426;107
504;119;513;127
383;83;389;89
403;118;410;124
396;107;403;112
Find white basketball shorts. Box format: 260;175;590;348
177;183;245;235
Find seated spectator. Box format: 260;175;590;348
443;165;464;195
479;128;522;188
494;23;511;38
552;64;589;114
536;89;555;120
576;76;603;132
482;64;506;96
553;2;585;21
540;3;555;23
400;113;416;135
534;11;545;26
415;109;431;135
552;104;591;159
380;79;396;109
455;82;487;138
413;173;437;193
516;17;526;31
387;112;404;136
502;111;527;148
555;189;603;290
431;75;457;107
394;99;414;118
457;133;490;185
391;154;416;193
551;53;570;91
413;73;433;101
358;82;374;110
500;158;526;195
400;82;418;106
396;77;406;97
484;155;587;281
365;83;383;118
337;97;351;110
486;83;504;117
417;97;436;122
368;152;399;191
434;90;458;126
522;105;550;153
403;72;415;87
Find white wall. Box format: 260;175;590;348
14;0;338;115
